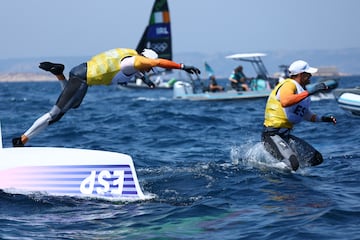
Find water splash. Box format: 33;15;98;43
230;142;291;172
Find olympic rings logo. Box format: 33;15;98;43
150;42;168;53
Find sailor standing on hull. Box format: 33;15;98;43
261;60;336;171
12;48;200;147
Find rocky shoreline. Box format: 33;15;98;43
0;73;57;82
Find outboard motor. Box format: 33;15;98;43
173;81;194;99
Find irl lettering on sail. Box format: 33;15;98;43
156;26;169;35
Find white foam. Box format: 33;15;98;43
231;142;292;172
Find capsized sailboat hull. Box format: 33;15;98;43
0;122;146;201
0;147;146;200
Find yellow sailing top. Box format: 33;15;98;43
86;48;138;85
264;79;310;129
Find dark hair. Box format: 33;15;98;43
235;66;243;72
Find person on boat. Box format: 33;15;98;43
208;75;224;92
261;60;336;171
229;65;251;91
12;48;201;147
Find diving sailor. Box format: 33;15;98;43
12;48;200;147
261;60;336;171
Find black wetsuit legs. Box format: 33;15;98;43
49;77;88;125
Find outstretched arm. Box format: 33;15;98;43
134;57;180;71
134;56;200;74
154;59;182;69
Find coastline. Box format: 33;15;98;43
0;73;57;82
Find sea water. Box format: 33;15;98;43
0;76;359;239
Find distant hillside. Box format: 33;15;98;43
0;56;89;74
0;73;56;82
0;48;359;81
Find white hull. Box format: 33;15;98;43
0;127;146;200
173;81;270;101
333;87;360;116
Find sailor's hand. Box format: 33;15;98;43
181;64;201;74
307;82;328;95
321;115;336;124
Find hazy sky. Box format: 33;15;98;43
1;0;360;59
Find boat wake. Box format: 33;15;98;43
310;92;334;101
134;96;171;102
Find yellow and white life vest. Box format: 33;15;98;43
264;79;310;129
86;48;138;85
